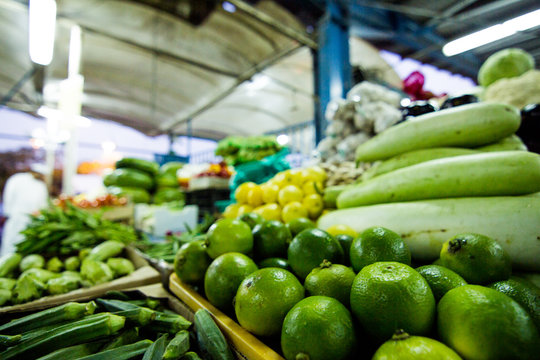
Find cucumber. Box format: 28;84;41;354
477;134;528;152
194;309;235;360
337;151;540;208
116;158;159;176
361;147;479;180
355;102;521;162
318;196;540;271
103;168;154;190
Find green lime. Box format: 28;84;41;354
252;220;291;259
350;226;411;273
334;234;353;266
439;233;511;284
287;228;344;280
258;257;291;271
488;277;540;331
237;212;265;230
206;219;253;259
235;268;304;336
438;285;540;360
281;296;355;360
416;265;467;302
372;329;462;360
174;240;212;284
304;260;356;307
204;252;258;313
350;262;436;341
286;217;316;237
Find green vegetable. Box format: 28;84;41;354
0;277;16;290
0;301;96;334
159;162;184;176
96;298;138;312
47;276;81;295
113;308;156;326
355;102;521;162
17;202;138;256
65;256;81;271
80;259;114;286
0;313;125;360
153;188;184;205
100;328;140;351
156;173;179;188
103;168;154;190
11;274;46;304
323;185;351;209
46;257;64;273
0;334;21;351
107;186;151;204
79;248;92;260
361;147;479;181
0;288;11;306
181;352;202;360
142;334;168;360
106;258;135;278
194;309;235;360
339;151;540;208
116;158;159;176
484;69;540;110
19;254;46;272
21;268;61;283
163;330;190;360
61;271;82;281
476;134;528;152
87;241;125;262
478;48;535;87
147;312;192;334
318;196;540;271
0;254;22;277
36;341;106;360
75;339;152;360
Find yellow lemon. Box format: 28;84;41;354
278;185;304;207
222;203;241;219
256;203;282;221
236;204;254;217
282;201;308;223
235;182;257;204
260;183;280;204
326;224;358;238
302;194;324;219
302;181;324;196
271;172;290;188
247;185;264;207
307;166;327;184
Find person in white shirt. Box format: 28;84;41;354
1;164;49;256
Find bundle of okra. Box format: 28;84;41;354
0;295;236;360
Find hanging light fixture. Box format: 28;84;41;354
28;0;57;66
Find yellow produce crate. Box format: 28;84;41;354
169;273;285;360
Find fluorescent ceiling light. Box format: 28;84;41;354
28;0;57;65
222;2;236;13
443;8;540;57
276;134;289;145
68;25;82;78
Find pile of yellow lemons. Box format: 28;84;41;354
223;167;327;223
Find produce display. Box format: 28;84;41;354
222;166;327;223
0;239;138;306
171;209;540;360
0;290;234;360
52;193;128;209
104;158;185;205
215;136;282;165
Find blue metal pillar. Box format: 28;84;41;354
313;1;352;144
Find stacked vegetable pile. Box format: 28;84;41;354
0;292;235;360
222;166;328;223
215;136;282;165
0;240;137;306
320;101;540;271
105;158;185;205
